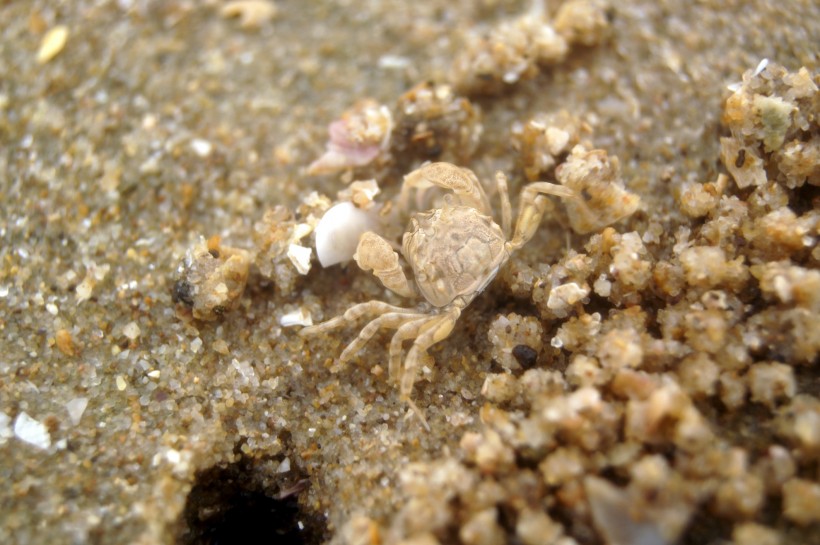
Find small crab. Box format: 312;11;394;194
302;162;616;425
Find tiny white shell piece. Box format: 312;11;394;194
314;202;378;267
752;58;769;77
291;223;314;244
287;244;312;275
280;308;313;327
14;412;51;450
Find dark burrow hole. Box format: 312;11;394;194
176;450;328;545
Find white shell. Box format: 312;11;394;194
314;202;377;267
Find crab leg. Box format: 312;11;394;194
509;181;579;250
394;308;461;429
387;316;430;381
300;301;417;337
400;308;461;401
339;312;426;364
495;171;512;239
400;162;491;214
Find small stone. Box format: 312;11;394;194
678;175;727;218
461;430;515;474
713;474;766;519
629;454;670;490
340;515;381;545
732;522;782;545
123;321;141;340
747;362;795;409
55;328;76;356
679;246;729;288
277;457;291;473
75;262;110;304
516;508;564;545
37;25;69;64
481;373;519;404
677;353;719;397
565;355;603;387
782;478;820;525
166;449;181;465
754;445;796;492
545;127;571;155
512;344;538;368
596;328;643;370
220;1;277;29
754;95;795;153
65;397;89;426
190;138;213;157
540;447;586;486
547;282;589;310
593;274;612;297
783;479;820;526
792;403;820;455
459;508;505;545
720;371;747;410
213;339;230;355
